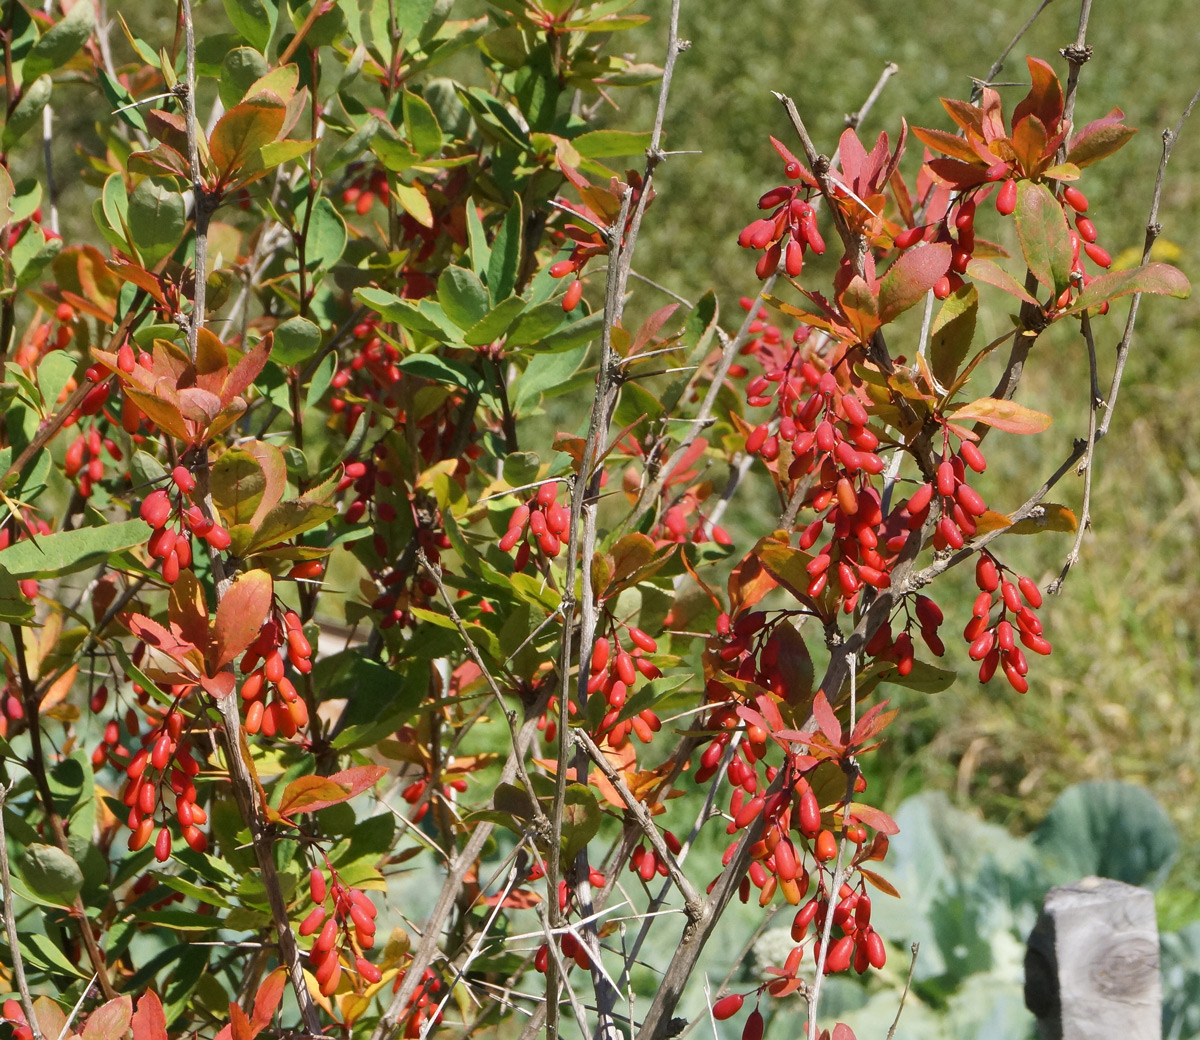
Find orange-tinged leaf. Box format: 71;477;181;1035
1007;503;1078;535
251;968;287;1034
909;125;982;165
211;569;273;671
951;397;1050;434
939;97;984;137
858;867;900;898
277;765;387;818
839;274;880;343
811;689;842;747
82;997;133;1040
1010;114;1048;176
131;992;168;1040
222;332;273;407
124;386;191;442
229;1003;253;1040
973;509;1013;535
210;102;286;182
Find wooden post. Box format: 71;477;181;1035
1024;875;1161;1040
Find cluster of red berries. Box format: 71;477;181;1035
391;964;445;1038
64;422;123;498
13;298;75;372
628;830;682;882
119;696;208;858
964;552;1050;694
864;593;947;675
139;468;232;584
586;628;663;749
330;317;395;435
341;166;390;216
400;773;468;823
238;609;313;737
300;865;382;995
737;138;825;279
907;438;990;552
499;481;570;564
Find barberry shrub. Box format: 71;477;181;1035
0;1;1189;1039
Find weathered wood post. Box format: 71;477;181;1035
1024;875;1161;1040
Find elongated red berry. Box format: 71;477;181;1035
996;178;1018;215
712;994;743;1020
140;489;172;529
1063;186;1088;212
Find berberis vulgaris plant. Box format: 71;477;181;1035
0;1;1190;1039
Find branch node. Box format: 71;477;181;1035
1060;43;1093;64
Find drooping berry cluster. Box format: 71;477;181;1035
138;468;232;584
586;626;663;749
737;138;826;279
964;552;1050;694
499;481;570;564
300;864;382;995
238;609;313;737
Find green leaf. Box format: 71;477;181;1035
398;354;482;392
1067;262;1190;314
273;316;322;366
11;226;62;289
100;70;148;132
965;258;1040;306
0;565;33;624
1014;180;1073;294
465;203;490;278
517;306;605;353
301;196;346;270
127;178;186;268
36;349;77;413
247;498;337;553
218;47;270;111
561;784;602;861
211;448;267;526
0;519;151;578
463;296;527;346
929;284;977;389
354;288;447;337
513;343;587;413
437;266;490;330
222;0;277;53
403;90;443;157
20;843;83;905
487;198;523;304
1035;781;1178;889
571;129;652;159
22;2;93;83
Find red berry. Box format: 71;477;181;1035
139;489;172;529
563;279;583;312
1063;186;1088;212
712;994;744;1021
996;178;1018;216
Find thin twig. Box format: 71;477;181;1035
0;784;42;1040
885;943;921;1040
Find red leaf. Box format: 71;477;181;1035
832;1024;858;1040
131;993;168;1040
1012;57;1063;135
811;689;842;747
924;158;990;188
878;243;952;323
1067;107;1136;167
222;332;273;408
228;1003;253;1040
277;765;387;818
964;258;1040;306
211;569;273;671
849;801;900;835
849;700;896;748
122;613;202;674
